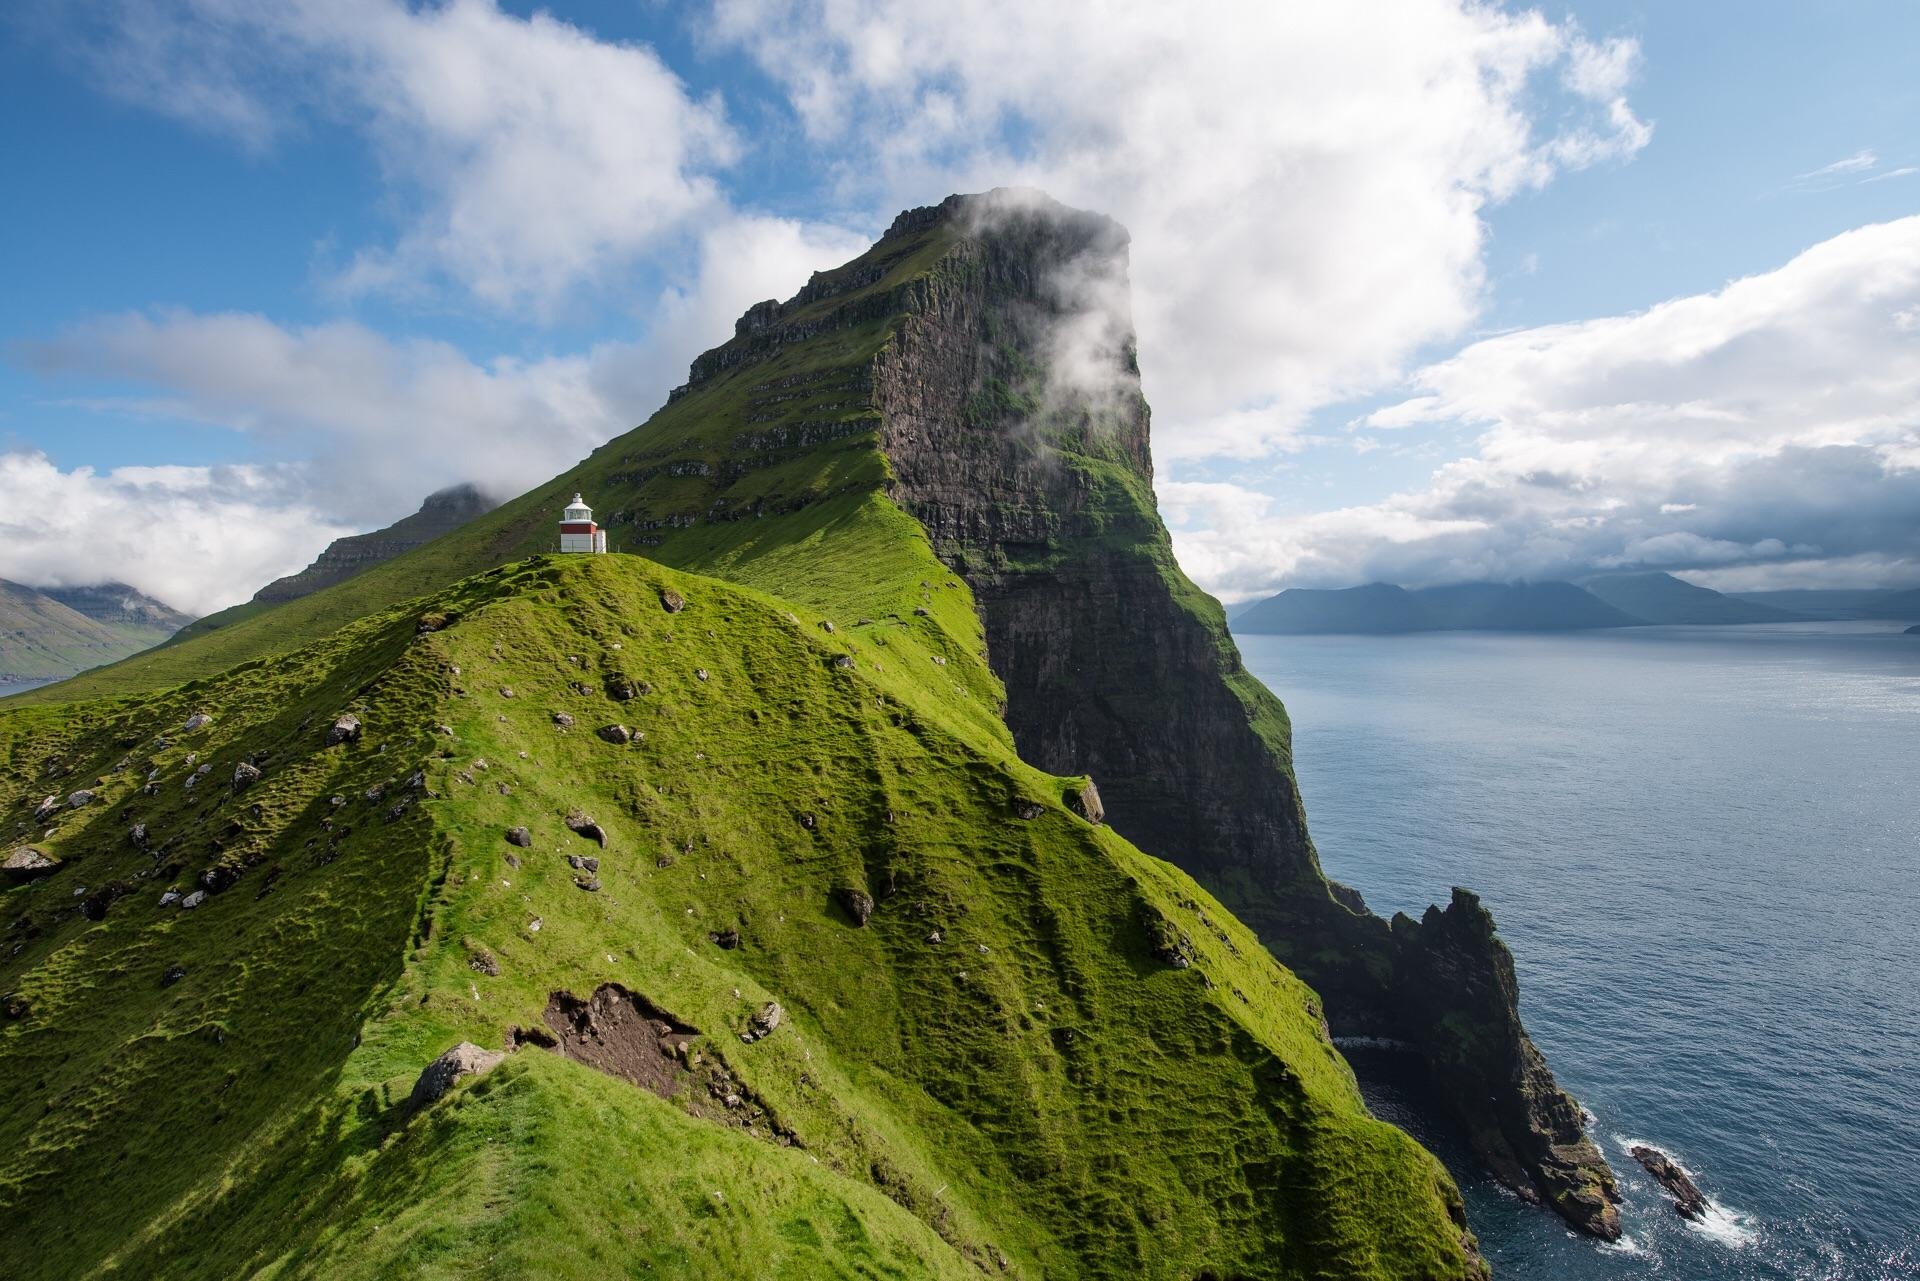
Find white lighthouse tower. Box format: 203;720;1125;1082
558;493;606;554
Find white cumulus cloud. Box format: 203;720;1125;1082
710;0;1652;461
1174;217;1920;600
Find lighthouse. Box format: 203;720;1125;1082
558;493;607;554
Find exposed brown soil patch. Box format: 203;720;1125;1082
517;982;800;1146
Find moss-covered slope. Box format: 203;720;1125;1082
2;554;1479;1279
3;187;1613;1254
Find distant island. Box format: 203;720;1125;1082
1233;571;1920;635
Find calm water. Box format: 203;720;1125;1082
1238;622;1920;1280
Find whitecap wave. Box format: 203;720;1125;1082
1611;1135;1759;1249
1690;1198;1758;1249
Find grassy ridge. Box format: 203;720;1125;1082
2;554;1475;1278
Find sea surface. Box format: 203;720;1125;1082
1237;621;1920;1280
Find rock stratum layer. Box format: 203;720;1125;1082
3;191;1611;1277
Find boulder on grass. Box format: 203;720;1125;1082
408;1042;506;1110
1066;779;1105;826
3;847;60;883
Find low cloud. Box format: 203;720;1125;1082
712;0;1651;461
0;452;350;615
1170;217;1920;600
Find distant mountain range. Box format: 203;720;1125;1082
0;579;193;683
1726;587;1920;620
1233;571;1920;635
252;483;498;604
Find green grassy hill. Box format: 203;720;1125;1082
0;552;1478;1278
2;189;1617;1274
0;580;187;684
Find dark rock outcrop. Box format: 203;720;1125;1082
253;484;497;605
847;190;1618;1236
1630;1144;1708;1220
325;714;362;747
835;886;874;926
565;811;608;848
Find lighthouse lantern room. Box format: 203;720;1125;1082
559;493;607;554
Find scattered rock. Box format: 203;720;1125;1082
130;823;149;850
184;763;211;790
597;724;633;745
505;826;533;848
182;712;212;732
231;762;262;792
81;882;133;921
914;606;931;617
743;1001;783;1042
1066;779;1105;826
832;654;855;670
660;588;686;614
818;620;835;634
408;1041;506;1110
467;946;501;977
415;612;452;634
160;964;187;987
566;854;601;873
1144;907;1197;968
435;724;455;737
708;927;741;950
364;783;386;803
180;890;207;909
604;674;646;701
325;714;363;747
1629;1145;1708;1220
574;876;602;892
835;887;874;926
695;668;710;682
565;811;608;848
499;687;515;699
67;789;96;809
926;929;943;945
31;795;59;824
1013;801;1044;821
3;847;60;883
552;711;576;728
158;890;181;907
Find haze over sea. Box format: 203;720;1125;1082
1240;621;1920;1280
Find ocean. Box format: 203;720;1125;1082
1237;621;1920;1280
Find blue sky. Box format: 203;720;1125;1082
2;1;1917;611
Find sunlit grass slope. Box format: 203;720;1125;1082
2;554;1477;1279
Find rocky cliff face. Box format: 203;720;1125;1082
252;484;497;604
841;191;1621;1236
